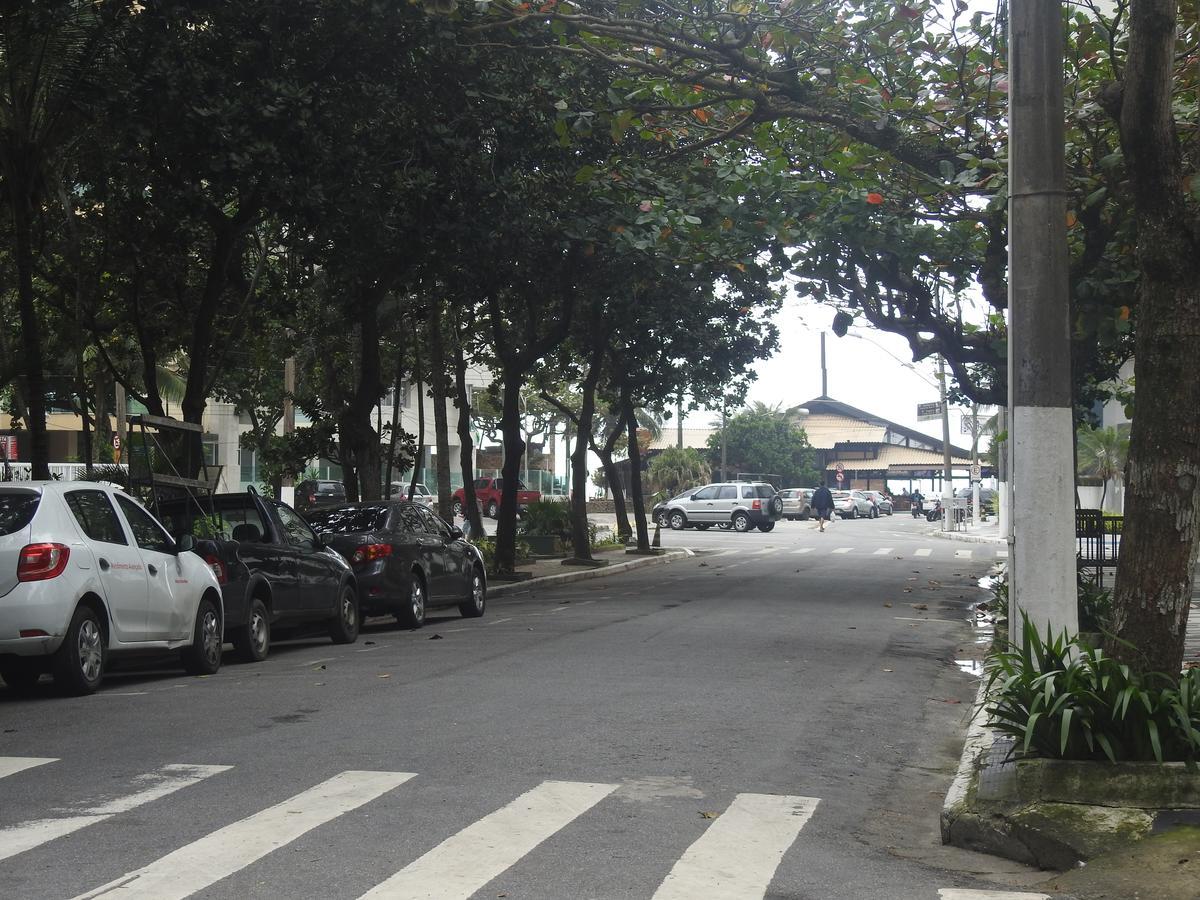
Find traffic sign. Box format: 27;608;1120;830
112;435;122;450
917;401;944;421
971;463;982;482
835;470;844;483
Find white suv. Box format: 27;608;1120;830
0;482;223;695
657;481;783;533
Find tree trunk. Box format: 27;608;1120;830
428;303;453;522
384;341;405;499
408;342;426;504
340;295;387;502
494;367;526;575
569;348;603;560
453;331;484;539
1106;0;1199;674
594;413;630;541
11;194;50;479
624;390;650;552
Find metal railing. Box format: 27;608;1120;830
0;462;126;483
1076;509;1123;586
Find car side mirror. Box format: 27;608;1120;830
175;533;195;554
449;525;464;539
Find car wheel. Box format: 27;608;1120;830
52;604;106;695
181;595;223;676
326;584;359;644
397;573;427;628
800;508;810;521
453;499;465;517
757;521;776;533
668;511;687;531
486;500;499;518
769;496;784;517
731;512;752;532
459;566;486;618
0;658;43;693
232;597;270;663
654;510;669;528
850;507;858;519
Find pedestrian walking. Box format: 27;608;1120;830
811;484;834;532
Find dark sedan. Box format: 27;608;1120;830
304;501;486;628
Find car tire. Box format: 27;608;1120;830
850;507;859;519
731;512;752;532
397;573;427;628
769;496;784;517
0;658;43;693
800;509;810;521
668;511;687;531
486;500;499;518
232;597;270;663
757;522;776;533
181;595;223;676
327;584;360;644
453;499;465;517
654;510;669;528
52;604;106;695
459;566;486;618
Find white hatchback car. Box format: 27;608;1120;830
0;482;223;695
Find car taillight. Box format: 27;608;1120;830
17;543;70;582
204;554;227;585
751;499;761;510
351;544;393;566
308;493;316;503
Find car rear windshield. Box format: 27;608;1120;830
317;482;345;495
0;491;39;536
305;505;388;534
832;491;851;499
743;485;776;499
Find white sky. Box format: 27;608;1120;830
683;293;992;452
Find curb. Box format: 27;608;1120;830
941;676;996;839
927;527;1008;546
487;548;692;598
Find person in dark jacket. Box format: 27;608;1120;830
812;484;835;532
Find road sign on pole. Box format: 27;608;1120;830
917;401;945;421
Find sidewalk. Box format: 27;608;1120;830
487;544;689;598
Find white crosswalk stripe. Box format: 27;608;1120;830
0;764;230;863
873;547;893;555
790;548;813;555
73;770;414;900
955;549;974;559
360;780;616;899
653;793;819;899
832;547;853;554
996;549;1009;558
0;757;56;781
914;548;933;557
939;891;1050;900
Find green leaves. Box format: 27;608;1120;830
985;616;1200;765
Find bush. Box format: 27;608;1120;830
518;499;573;540
985;616;1200;764
473;536;532;574
1077;570;1113;633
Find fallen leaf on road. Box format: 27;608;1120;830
910;603;928;610
848;626;857;629
883;602;892;607
364;641;376;646
314;664;326;670
314;682;325;686
377;673;391;679
883;668;893;673
429;634;444;640
699;562;708;567
931;698;962;704
903;588;912;593
699;811;719;819
907;577;918;581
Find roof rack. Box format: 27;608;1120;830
126;414;222;516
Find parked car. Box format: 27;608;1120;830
0;482;223;695
294;479;347;515
863;490;893;517
778;488;815;521
832;489;875;519
451;477;540;518
305;501;486;627
390;482;433;506
656;481;784;533
158;490;358;662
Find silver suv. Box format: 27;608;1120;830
659;481;783;533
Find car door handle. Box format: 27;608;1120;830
148;564;158;576
99;558;110;571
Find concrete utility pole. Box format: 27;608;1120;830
1008;0;1078;635
938;355;954;531
720;397;728;482
281;355;296;505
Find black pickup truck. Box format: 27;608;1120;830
158;490;359;662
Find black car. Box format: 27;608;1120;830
294;479;347;515
159;491;358;662
305;501;486;628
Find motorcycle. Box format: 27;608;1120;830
910;497;924;518
925;499;943;522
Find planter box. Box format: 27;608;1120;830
522;534;566;557
1014;758;1200;810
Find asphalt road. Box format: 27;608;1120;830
0;515;1053;900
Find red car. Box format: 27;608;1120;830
451;477;540;518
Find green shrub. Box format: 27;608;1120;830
985;616;1200;764
1077;570;1113;633
518;499;573;540
473;536;532;574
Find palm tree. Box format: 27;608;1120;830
0;2;115;477
1077;424;1130;512
647;446;711;497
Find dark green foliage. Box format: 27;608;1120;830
986;616;1200;764
518;499;573;541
